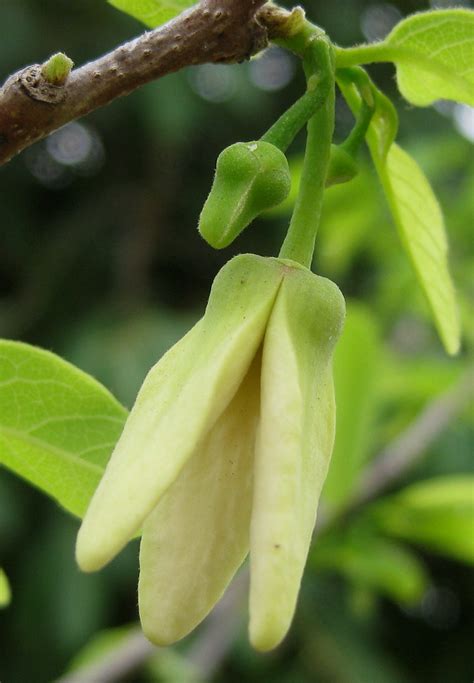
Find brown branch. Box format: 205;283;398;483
0;0;270;166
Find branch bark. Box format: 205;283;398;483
0;0;269;166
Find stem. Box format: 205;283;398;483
340;101;373;157
335;43;389;68
261;73;327;151
336;66;375;157
279;38;335;267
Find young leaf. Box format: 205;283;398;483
386;10;474;107
323;303;380;512
0;568;11;608
370;476;474;564
336;10;474;107
380;144;460;355
312;532;428;606
108;0;196;28
0;340;127;518
339;80;460;355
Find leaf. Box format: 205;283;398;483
312;532;428;606
0;568;11;607
0;340;127;518
381;144;460;355
339;79;460;355
108;0;197;28
371;476;474;564
323;303;380;512
386;10;474;107
336;10;474;107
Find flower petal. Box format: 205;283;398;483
77;255;283;572
139;353;261;645
249;264;345;651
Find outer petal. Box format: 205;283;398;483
138;354;260;645
77;255;283;571
249;264;345;651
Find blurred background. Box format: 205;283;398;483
0;0;473;681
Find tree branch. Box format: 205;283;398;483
0;0;269;166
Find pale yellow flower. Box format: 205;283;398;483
76;254;345;651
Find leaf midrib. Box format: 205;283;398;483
0;425;105;475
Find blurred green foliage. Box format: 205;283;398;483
0;1;473;682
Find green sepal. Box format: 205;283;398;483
199;141;291;249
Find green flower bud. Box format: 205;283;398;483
199;141;291;249
326;144;359;187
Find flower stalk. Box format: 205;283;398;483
278;33;336;267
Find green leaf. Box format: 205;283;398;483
323;303;380;512
381;144;460;355
108;0;197;28
371;476;474;564
0;567;11;607
0;340;127;518
336;10;474;106
386;10;474;107
312;532;428;606
339;79;460;355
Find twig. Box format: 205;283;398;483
0;0;270;166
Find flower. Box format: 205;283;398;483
76;254;345;651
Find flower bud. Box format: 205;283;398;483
199;141;291;249
326;144;359;187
